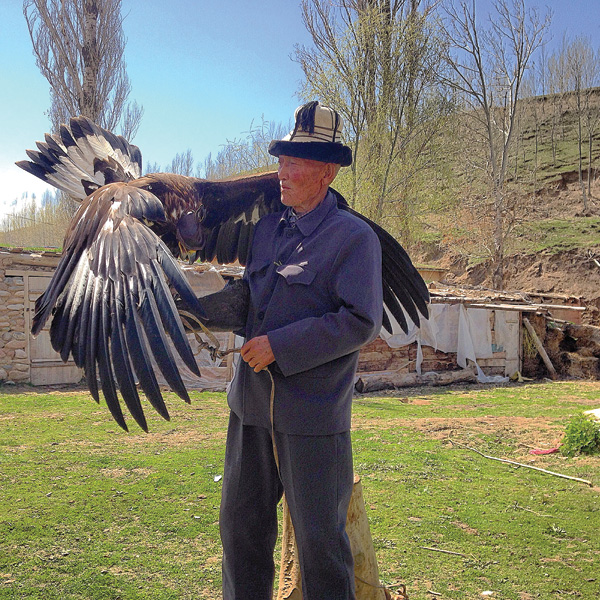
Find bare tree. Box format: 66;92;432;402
520;57;548;190
145;160;162;175
442;0;550;289
169;149;195;177
545;35;582;170
295;0;453;245
0;189;76;249
563;36;600;208
200;117;287;179
139;118;286;181
23;0;142;138
584;89;600;200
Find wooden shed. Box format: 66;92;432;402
355;282;586;392
0;250;586;391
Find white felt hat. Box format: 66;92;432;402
268;101;352;166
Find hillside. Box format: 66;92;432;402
430;172;600;325
408;88;600;325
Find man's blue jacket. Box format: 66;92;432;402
228;190;383;435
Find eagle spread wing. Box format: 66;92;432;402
17;116;429;431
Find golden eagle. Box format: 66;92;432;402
17;116;429;431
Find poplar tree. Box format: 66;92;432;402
23;0;142;140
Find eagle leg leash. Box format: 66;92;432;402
179;311;243;361
178;310;279;463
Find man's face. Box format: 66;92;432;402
277;155;331;215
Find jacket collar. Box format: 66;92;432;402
281;189;337;237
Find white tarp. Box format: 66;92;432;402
380;303;509;383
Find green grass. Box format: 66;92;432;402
510;217;600;256
1;382;599;599
0;246;61;253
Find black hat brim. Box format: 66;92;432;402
268;140;352;167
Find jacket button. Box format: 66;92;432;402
257;311;265;320
286;230;293;238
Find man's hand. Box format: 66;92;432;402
240;335;275;373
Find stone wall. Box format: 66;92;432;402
0;270;27;383
0;250;61;385
0;252;235;388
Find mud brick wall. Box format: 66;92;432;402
358;337;457;374
359;333;510;376
0;251;517;384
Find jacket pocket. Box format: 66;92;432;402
276;263;316;286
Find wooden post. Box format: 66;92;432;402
276;498;303;600
523;317;557;379
276;474;388;600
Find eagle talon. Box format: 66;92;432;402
209;345;220;362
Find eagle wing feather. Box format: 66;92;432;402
31;182;205;432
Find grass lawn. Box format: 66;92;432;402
1;381;599;599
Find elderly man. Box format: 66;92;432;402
219;101;383;600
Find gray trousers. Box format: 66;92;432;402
220;411;356;600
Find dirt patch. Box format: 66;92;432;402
406;398;432;405
557;396;600;406
451;520;479;535
446;244;600;327
100;467;155;478
355;415;564;457
122;428;226;447
0;383;90;396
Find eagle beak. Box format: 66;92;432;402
178;242;197;264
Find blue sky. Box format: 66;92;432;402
0;0;311;214
1;0;599;217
